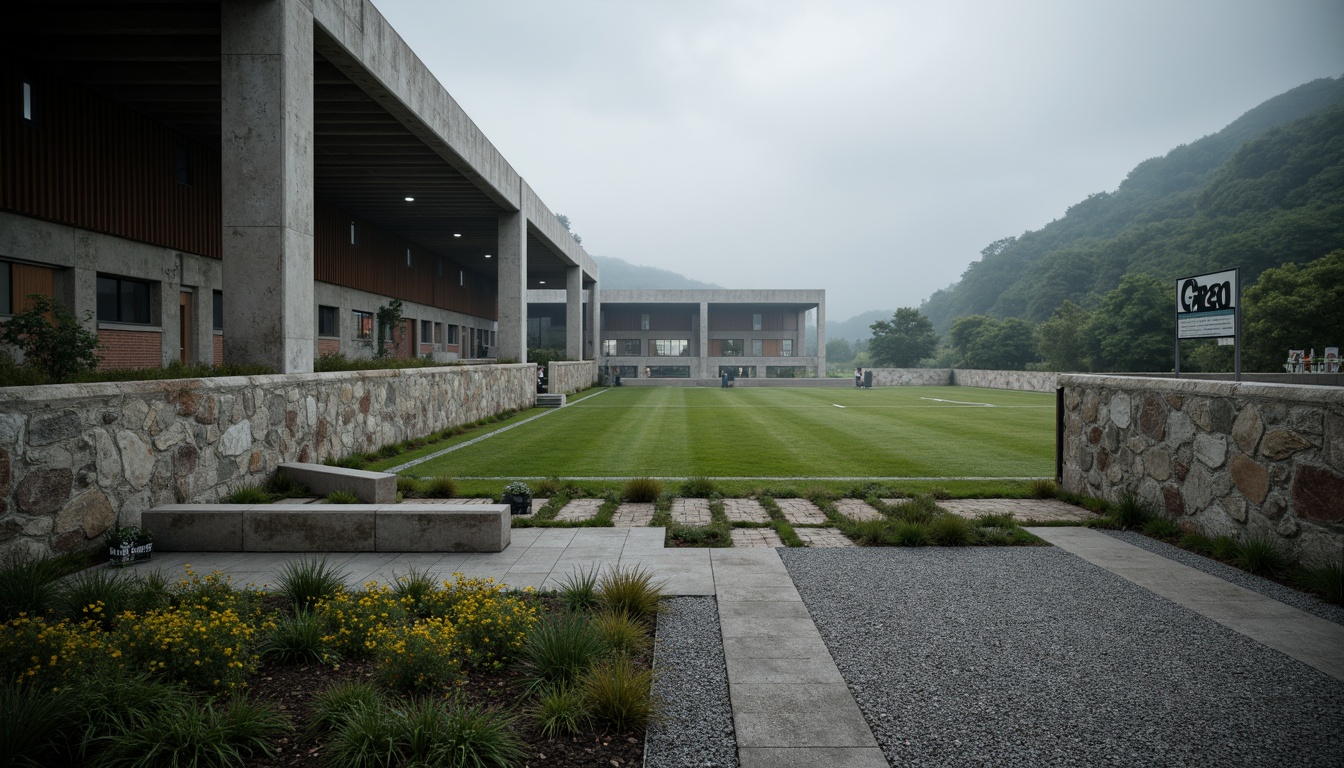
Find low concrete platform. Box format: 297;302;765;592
144;503;510;553
279;462;396;504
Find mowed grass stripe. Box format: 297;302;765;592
408;386;1053;479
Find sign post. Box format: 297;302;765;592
1175;268;1240;381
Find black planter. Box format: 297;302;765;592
502;494;532;515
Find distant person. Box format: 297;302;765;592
721;371;729;388
855;366;863;388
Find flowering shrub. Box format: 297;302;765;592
115;600;265;691
315;583;406;658
425;574;538;669
370;616;461;693
0;614;114;689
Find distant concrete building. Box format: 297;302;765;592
2;0;597;373
530;289;825;380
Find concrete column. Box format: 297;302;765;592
586;278;600;362
816;296;827;377
496;209;527;362
565;265;582;360
220;0;315;373
699;302;710;379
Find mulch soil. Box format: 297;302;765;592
245;596;647;768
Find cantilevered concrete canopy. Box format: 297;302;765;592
4;0;597;368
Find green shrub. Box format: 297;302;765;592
1142;517;1182;540
928;514;975;546
1296;558;1344;605
1179;533;1214;554
928;486;951;500
0;293;101;384
1233;535;1289;577
426;476;458;498
977;527;1012;545
326;489;362;504
535;477;563;497
0;681;69;767
558;566;600;612
1211;535;1239;561
666;521;733;548
582;656;657;731
325;699;403;768
592;609;651;657
430;703;526;768
223;485;271;504
0;552;68;621
376;444;400;460
597;566;664;622
1110;490;1153;530
266;470;308;498
534;683;591;738
892;521;931;547
97;694;289;768
62;670;190;762
680;476;718;497
891;495;939;525
275;556;350;610
396;477;422;497
391;567;439;618
976;512;1017;529
371;617;461;693
307;681;387;736
622;477;663;503
1027;479;1058;498
520;613;604;691
125;569;173;615
57;568;133;628
262;609;328;665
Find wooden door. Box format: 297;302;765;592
178;292;191;362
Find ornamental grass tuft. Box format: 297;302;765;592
266;469;308;498
1027;478;1059;499
262;608;329;665
0;551;70;621
891;495;939;525
597;565;664;622
519;612;604;692
1110;489;1153;530
680;476;718;497
592;609;651;657
223;484;271;504
1233;535;1289;577
57;568;134;629
426;475;459;498
326;489;363;504
927;514;976;546
622;477;662;503
276;556;351;611
0;680;69;767
534;683;591;739
391;567;440;618
96;694;290;768
307;681;388;737
1296;558;1344;605
396;477;422;497
557;566;600;612
1142;516;1182;540
582;656;658;732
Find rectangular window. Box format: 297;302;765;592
318;305;338;337
752;339;763;356
640;313;650;331
652;339;689;357
446;325;458;344
406;248;412;267
421;320;435;344
460;270;465;286
648;365;690;378
96;275;152;324
212;291;223;330
0;262;11;315
602;339;617;355
349;222;357;245
720;339;744;357
752;313;762;331
782;339;794;357
620;339;640;356
22;81;38;124
353;310;373;340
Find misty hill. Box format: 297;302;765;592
592;255;722;290
827;309;893;343
921;76;1344;333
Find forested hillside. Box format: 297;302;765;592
921;76;1344;333
591;255;722;290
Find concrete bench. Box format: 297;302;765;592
278;462;396;504
144;503;509;553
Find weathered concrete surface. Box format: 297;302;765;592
279;462;396;504
1060;374;1344;562
0;364;534;559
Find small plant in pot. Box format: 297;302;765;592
105;523;154;567
502;481;533;515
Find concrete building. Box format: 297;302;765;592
1;0;598;373
530;289;825;380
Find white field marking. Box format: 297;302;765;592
385;388;612;474
832;403;846;408
919;397;995;407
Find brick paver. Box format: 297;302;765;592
796;527;855;548
554;498;604;522
833;498;883;522
775;498;827;525
723;499;770;523
939;498;1099;523
731;527;784;548
670;498;713;526
612;502;656;527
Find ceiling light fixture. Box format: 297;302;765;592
539;280;546;285
453;233;461;238
484;254;492;258
404;196;415;202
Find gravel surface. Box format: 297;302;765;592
1103;529;1344;626
780;547;1344;768
645;596;738;768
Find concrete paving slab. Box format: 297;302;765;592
738;747;889;768
718;600;813;620
734;705;879;748
723;635;833;660
726;656;846;685
1029;526;1344;683
720;616;825;640
717;583;803;602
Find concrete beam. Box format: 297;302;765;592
566;266;582;360
497;208;527;361
586;278;600;361
221;0;315;373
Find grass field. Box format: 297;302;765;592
397;386;1054;484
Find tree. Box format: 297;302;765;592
947;314;1039;370
1084;273;1173;371
555;213;583;245
374;299;404;359
1240;249;1344;371
1035;300;1091;371
0;293;101;382
868;308;938;367
825;338;856;365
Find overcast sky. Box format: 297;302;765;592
372;0;1344;322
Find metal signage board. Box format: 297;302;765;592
1176;269;1238;339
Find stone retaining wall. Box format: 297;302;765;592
952;369;1059;392
1059;374;1344;562
0;364;535;559
866;369;953;386
547;360;598;395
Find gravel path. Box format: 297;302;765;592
645;596;738;768
1102;529;1344;626
780;547;1344;767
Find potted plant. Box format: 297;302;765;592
501;481;533;516
106;523;154;567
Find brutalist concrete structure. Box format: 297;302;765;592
2;0;598;372
530;288;825;380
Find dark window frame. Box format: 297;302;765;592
318;305;339;337
97;274;153;325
